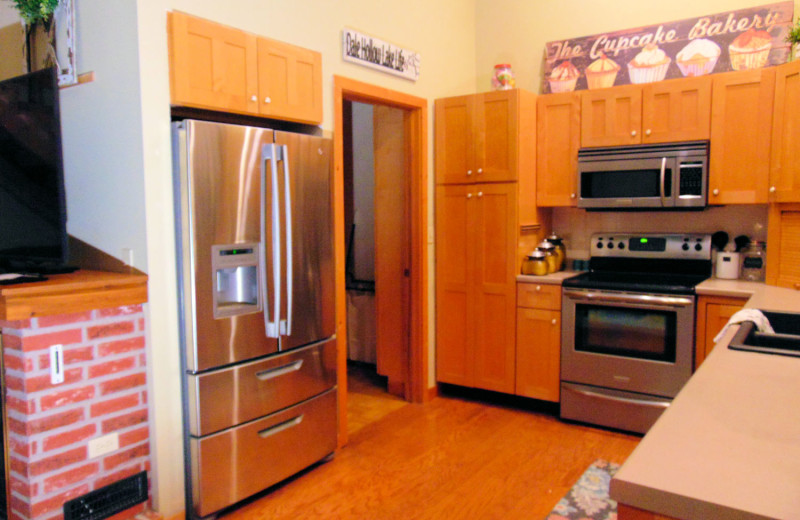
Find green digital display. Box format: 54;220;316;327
640;238;648;243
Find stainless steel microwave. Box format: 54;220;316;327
577;141;709;210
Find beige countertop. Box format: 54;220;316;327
696;278;764;299
610;285;800;520
516;271;580;285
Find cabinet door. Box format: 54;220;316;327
435;185;474;386
435;96;475;184
168;11;259;114
694;296;746;369
769;61;800;203
766;203;800;290
709;69;775;204
472;183;517;393
516;308;560;402
642;76;711;143
257;38;322;124
475;90;519;183
537;92;580;206
581;84;642;147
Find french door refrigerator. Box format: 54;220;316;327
172;119;337;519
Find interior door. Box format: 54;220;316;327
274;131;335;351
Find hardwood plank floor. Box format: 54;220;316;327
220;387;640;520
346;362;407;435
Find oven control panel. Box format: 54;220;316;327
591;233;712;260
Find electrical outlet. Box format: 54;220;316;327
88;433;119;458
49;344;64;384
121;248;134;267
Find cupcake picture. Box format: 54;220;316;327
728;28;772;70
627;44;671;84
548;60;580;92
676;39;721;76
585;53;620;89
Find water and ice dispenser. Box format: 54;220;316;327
211;243;261;318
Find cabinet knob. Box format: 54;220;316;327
477;168;483;174
645;129;651;136
551;318;557;325
466;193;472;199
631;130;637;137
712;188;720;196
477;191;483;197
264;96;272;104
250;95;257;102
467;170;473;176
535;285;541;291
769;186;777;193
570;193;576;199
794;283;800;291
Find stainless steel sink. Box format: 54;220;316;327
728;310;800;358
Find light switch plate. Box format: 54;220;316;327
88;433;119;458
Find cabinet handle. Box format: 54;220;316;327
467;170;473;176
250;95;257;102
712;188;720;196
477;191;483;197
631;130;637;137
264;96;272;104
645;129;651;136
769;186;777;193
551;318;557;325
466;193;473;199
477;168;483;174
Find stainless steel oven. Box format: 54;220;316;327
560;233;711;434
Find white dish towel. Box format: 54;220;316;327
713;309;775;344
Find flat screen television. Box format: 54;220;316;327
0;66;71;275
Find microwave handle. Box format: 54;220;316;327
659;157;667;207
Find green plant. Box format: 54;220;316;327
7;0;59;25
787;16;800;61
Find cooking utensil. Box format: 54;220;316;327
711;231;729;251
733;235;750;252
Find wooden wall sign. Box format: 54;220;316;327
542;1;794;93
342;27;421;81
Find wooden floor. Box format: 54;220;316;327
345;362;407;435
220;384;640;520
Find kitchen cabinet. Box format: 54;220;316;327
536;92;580;206
516;283;561;402
766;203;800;290
580;76;711;148
769;60;800;203
435;183;517;393
694;295;747;369
708;68;775;205
435;89;535;184
168;11;322;124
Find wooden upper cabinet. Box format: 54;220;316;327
257;37;322;124
537;92;580;206
581;84;641;147
769;60;800;203
766;203;800;290
168;11;322;124
168;11;259;115
642;76;711;143
435;89;521;184
709;68;775;205
580;77;711;148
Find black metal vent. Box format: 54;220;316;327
64;471;148;520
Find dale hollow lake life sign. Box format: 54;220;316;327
542;1;794;93
342;27;421;81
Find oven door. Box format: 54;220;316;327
561;289;695;398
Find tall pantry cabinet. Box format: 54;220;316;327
434;89;547;394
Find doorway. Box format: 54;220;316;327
333;76;429;446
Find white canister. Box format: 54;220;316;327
715;252;740;279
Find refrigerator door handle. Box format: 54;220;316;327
281;144;293;337
262;143;282;338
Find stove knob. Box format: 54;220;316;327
695;244;703;251
682;243;690;251
618;242;625;249
597;242;604;249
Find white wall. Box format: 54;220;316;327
351;102;376;282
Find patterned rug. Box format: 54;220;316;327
545;459;620;520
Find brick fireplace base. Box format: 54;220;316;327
1;304;151;520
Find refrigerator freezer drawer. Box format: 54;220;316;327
190;389;337;518
187;338;336;436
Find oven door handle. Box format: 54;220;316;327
563;290;693;308
565;385;670;410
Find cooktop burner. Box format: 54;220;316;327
563;233;713;294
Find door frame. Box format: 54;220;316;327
333;75;429;446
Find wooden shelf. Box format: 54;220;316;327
0;270;148;321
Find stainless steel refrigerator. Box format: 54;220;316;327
172;119;337;519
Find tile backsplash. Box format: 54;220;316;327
552;205;769;260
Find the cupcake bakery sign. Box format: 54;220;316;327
542;1;794;93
